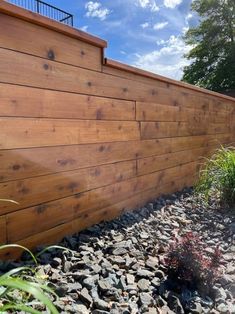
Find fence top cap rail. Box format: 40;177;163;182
105;59;235;103
0;0;107;48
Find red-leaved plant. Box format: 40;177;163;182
165;232;221;294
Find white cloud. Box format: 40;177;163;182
156;39;166;45
182;26;189;34
133;35;193;80
153;21;168;30
85;2;110;21
80;25;88;32
163;0;182;9
186;13;193;20
137;0;159;12
141;22;150;28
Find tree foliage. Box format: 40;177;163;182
182;0;235;92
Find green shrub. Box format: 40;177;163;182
195;145;235;207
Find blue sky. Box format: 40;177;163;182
44;0;198;80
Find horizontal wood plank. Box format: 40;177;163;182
6;161;198;241
0;13;102;71
0;48;187;105
0;84;135;120
0;1;107;48
2;175;195;260
0;160;136;214
0;133;231;183
0;216;6;244
141;121;207;139
0;118;139;149
137;147;209;176
136;101;229;124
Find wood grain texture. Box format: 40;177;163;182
6;160;197;241
137;147;209;176
0;134;231;183
136;101;229;124
0;216;6;244
0;160;136;214
0;0;107;48
0;48;186;105
0;84;135;120
0;118;139;149
0;13;102;71
141;121;207;139
1;174;195;260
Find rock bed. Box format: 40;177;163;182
3;188;235;313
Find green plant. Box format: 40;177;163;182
0;245;62;313
0;244;74;313
195;146;235;207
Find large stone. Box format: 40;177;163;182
137;269;154;278
139;292;153;306
137;279;150;292
79;288;93;306
98;279;112;292
145;257;159;270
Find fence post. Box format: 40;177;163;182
36;0;39;13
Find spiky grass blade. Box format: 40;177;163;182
195;145;235;207
36;245;74;258
0;245;37;265
0;277;58;314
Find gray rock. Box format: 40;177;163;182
151;277;161;288
79;288;93;306
63;260;72;273
126;273;135;285
94;298;110;311
218;274;234;286
145;256;159;270
227;282;235;298
98;279;112;292
67;282;82;292
137;279;150;291
212;286;227;301
83;276;96;290
116;276;127;291
216;303;230;313
112;247;128;255
137;269;154;278
139;292;153;306
111;256;126;265
55;283;68;297
73;304;89;314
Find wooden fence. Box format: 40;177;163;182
0;1;234;258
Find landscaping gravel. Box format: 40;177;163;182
1;188;235;313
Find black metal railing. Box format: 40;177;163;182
7;0;73;26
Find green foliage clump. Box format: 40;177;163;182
195;146;235;207
182;0;235;92
0;244;69;314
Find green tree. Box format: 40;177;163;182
182;0;235;92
